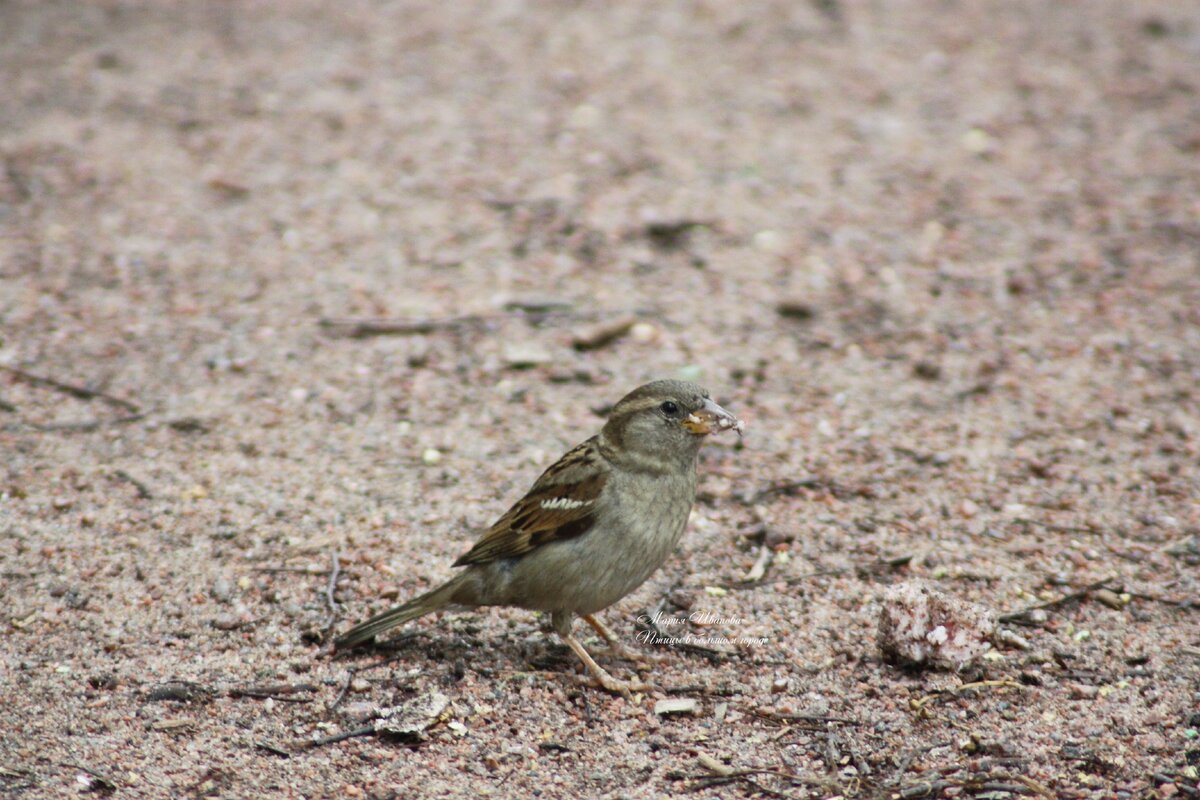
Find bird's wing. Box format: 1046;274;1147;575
453;438;608;566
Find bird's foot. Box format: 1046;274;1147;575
563;631;654;698
576;671;655;699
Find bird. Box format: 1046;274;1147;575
333;379;743;696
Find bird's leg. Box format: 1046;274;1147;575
562;633;653;698
552;611;652;698
583;613;665;665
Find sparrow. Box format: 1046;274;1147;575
334;379;743;696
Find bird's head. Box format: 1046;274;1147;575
600;379;742;472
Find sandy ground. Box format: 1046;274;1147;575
2;1;1199;797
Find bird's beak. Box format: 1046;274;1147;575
681;398;744;437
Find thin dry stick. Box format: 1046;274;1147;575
226;683;317;702
254;741;292;759
12;413;144;433
662;683;738;697
319;315;489;338
302;725;377;748
1014;518;1100;535
910;678;1023;713
769;554;914;588
754;708;860;725
998;574;1118;623
1125;591;1195;608
1016;774;1056;798
0;365;140;413
252;566;331;575
329;671;355;712
318;307;604;339
345;642;424;673
688;763;825;798
890;741;953;784
323;551;342;629
113;469;153;499
739;477;829;505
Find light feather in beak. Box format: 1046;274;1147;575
681;398;744;436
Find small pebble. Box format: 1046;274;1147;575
995;628;1031;650
776;300;816;321
340;702;378;718
1068;683;1099;700
630;322;658;343
654;698;698;716
210;578;234;603
1094;589;1126;610
422;448;442;465
572;316;637;351
752;229;782;253
502;345;552;369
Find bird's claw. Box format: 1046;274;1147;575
577;672;655;699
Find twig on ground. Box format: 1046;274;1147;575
301;725;377;748
891;742;953;783
318;303;593;339
910;678;1024;715
1014;518;1100;535
900;776;1043;797
0;365;140;413
685;756;832;798
112;469;153;499
1016;775;1056;798
5;413;145;433
335;633;425;666
754;708;861;726
738;477;831;505
329;671;355;711
319;315;490;338
998;574;1118;623
323;550;342;629
763;554;913;588
252;566;331;575
227;683;318;702
302;692;450;750
254;741;292;758
662;683;738;697
1125;591;1195;609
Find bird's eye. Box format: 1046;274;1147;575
660;400;679;416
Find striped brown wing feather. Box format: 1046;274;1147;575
453;440;608;566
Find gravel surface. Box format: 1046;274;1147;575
2;1;1199;798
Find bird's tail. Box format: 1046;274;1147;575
334;573;468;651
